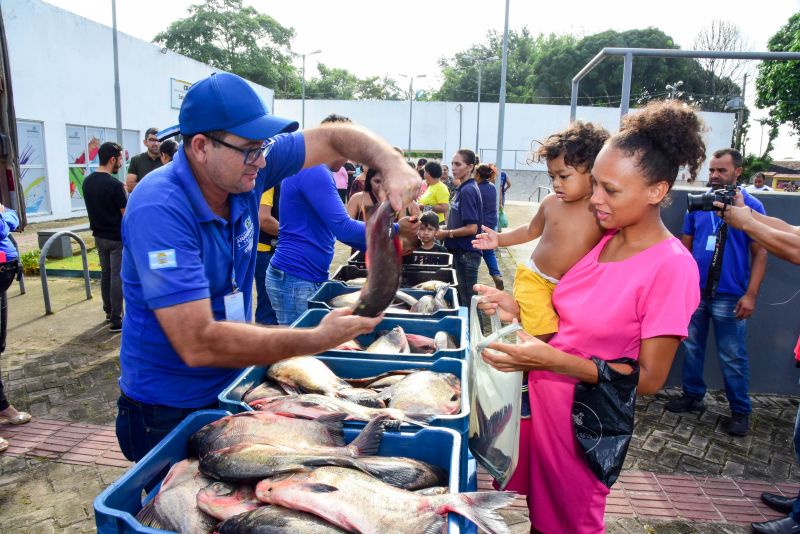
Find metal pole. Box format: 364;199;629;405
456;104;463;149
494;0;510;213
407;78;413;155
570;80;579;122
619;52;633;123
475;64;482;153
301;54;306;129
111;0;122;146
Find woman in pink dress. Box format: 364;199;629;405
478;100;704;533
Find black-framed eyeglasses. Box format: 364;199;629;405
205;134;272;165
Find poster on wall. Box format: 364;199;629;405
69;167;86;209
17;121;49;215
85;127;105;165
171;78;192;109
66;125;86;164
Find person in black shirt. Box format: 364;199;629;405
83;142;127;331
125;127;162;193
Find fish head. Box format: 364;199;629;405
410;295;436;314
254;471;316;504
386;326;409;351
196;480;259;521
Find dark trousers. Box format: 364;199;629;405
115;392;217;463
450;249;481;308
95;237;123;323
0;262;19;411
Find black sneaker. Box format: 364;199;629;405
727;412;750;437
665;393;705;413
492;275;504;291
109;321;122;333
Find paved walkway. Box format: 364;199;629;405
0;203;797;533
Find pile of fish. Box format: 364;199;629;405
332;325;458;355
330;283;453;315
243;355;462;422
135;407;514;533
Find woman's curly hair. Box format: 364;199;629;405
612;100;706;188
535;121;610;172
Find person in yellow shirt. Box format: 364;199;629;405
418;161;449;224
255;185;279;325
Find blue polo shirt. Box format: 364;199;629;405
445;178;482;251
0;209;19;261
270;165;367;283
681;188;766;297
478;179;498;229
119;132;305;408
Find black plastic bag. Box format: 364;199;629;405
571;357;639;488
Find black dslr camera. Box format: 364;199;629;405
687;184;737;212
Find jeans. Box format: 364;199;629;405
481;226;502;277
95;237;123;323
115;392;217;463
254;250;277;325
265;264;323;326
681;294;751;414
450;249;481;309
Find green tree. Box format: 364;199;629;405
153;0;300;97
756;12;800;147
304;65;404;100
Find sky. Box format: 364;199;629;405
45;0;800;159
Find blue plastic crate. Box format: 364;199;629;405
94;410;468;533
308;281;460;318
291;308;468;362
218;356;469;434
331;264;458;288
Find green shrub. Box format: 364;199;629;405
20;249;40;275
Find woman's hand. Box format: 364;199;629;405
472;225;499;250
473;283;519;323
481;330;555;372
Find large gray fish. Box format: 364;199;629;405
365;326;410;354
189;411;348;458
383;371;461;415
353;201;402;317
343;369;420;388
254;466;516;534
327;291;361;308
242;381;286;404
198;415;387;482
249;394;432;426
409;285;451;314
412;280;449;292
216;505;347;534
134;459;217;534
267;356;383;407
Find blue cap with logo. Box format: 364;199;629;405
177;72;298;140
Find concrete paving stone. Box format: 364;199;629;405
27;520;57;534
677;509;725;522
688;435;709;451
2;508;57;530
665;442;706;460
721;461;746;478
53;497;91;527
644;436;667;453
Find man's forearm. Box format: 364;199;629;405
187;321;334;368
743;218;800;264
305;126;402;174
746;246;768;297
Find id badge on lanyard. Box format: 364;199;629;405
706;212;720;251
213;220;246;322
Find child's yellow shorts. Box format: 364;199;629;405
512;261;559;336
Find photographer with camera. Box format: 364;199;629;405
714;193;800;533
666;148;768;437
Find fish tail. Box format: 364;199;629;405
135;500;167;530
442;491;516;534
346;414;388;456
421;515;447;534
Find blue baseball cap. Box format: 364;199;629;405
177;72;298;140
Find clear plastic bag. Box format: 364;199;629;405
467;296;523;489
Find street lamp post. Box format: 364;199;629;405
464;55;498;154
399;74;426;155
300;49;322;128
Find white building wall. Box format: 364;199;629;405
275;99;736;177
2;0;274;222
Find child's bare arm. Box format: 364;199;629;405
496;196;548;247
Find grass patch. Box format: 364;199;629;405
45;248;101;272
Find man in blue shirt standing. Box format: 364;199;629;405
117;72;420;461
667;148;768;437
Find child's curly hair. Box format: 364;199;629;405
612;100;706;187
535;121;610;172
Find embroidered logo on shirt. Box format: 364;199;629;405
148;249;177;269
237;216;255;254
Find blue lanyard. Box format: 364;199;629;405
708;212;720;235
209;219;238;292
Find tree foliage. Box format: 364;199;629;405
304;64;404;100
154;0;300;97
756;12;800;147
433;27;742;112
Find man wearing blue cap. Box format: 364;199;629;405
116;72;420;461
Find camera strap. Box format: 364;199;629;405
704;221;728;299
